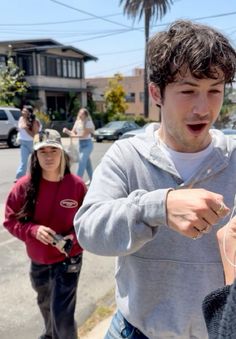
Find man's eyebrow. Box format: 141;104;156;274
177;79;225;86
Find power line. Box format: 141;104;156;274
67;29;133;44
57;10;236;44
49;0;140;31
151;11;236;29
0;12;123;26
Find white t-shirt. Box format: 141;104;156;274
74;119;94;140
18;117;41;141
158;138;214;182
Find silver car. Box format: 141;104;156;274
0;107;21;147
94;120;141;142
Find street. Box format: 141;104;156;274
0;140;115;339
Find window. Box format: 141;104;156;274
10;110;21;120
139;92;144;102
126;92;136;103
76;61;81;78
40;56;46;75
0;110;8;120
71;60;76;78
47;57;57;76
40;55;82;78
63;59;68;77
68;60;72;77
67;59;76;78
18;54;33;75
56;58;62;77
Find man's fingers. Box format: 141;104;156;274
211;200;230;217
191;227;203;240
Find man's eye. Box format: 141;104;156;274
209;89;222;94
181;90;194;94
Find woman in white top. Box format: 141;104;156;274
15;105;40;181
63;108;95;184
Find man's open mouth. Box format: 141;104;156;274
187;123;207;132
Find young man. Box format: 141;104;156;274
74;20;236;338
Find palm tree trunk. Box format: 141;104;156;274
144;10;150;119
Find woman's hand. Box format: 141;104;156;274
36;225;56;245
217;217;236;285
63;127;71;136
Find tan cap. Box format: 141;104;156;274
33;129;63;151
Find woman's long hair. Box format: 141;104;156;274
16;150;70;221
23;105;36;131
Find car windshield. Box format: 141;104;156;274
104;121;125;129
10;109;21;121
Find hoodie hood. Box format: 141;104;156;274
118;123;235;187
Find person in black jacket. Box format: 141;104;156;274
202;211;236;338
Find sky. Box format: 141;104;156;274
1;0;236;78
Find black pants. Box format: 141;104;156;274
30;254;82;339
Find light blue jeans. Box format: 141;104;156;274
104;310;148;338
16;139;33;179
77;139;93;180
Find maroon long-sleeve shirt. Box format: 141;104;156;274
4;174;86;264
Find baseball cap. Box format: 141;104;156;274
33;129;63;151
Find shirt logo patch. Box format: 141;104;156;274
60;199;78;208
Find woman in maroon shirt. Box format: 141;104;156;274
4;129;87;339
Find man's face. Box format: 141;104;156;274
149;69;225;152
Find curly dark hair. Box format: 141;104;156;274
148;20;236;97
16;150;71;221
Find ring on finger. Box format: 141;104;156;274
216;202;226;216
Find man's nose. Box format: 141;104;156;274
192;94;209;116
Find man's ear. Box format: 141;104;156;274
149;82;162;106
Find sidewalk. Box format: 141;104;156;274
81;315;112;339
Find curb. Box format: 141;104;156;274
80;315;113;339
78;288;115;338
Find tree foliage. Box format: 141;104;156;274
120;0;173;118
216;87;236;127
0;54;29;106
104;73;128;117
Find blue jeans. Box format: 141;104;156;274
105;310;148;339
16;139;33;179
30;254;82;339
77;139;93;180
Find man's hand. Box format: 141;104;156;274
36;225;56;245
166;188;230;239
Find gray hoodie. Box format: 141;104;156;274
74;124;236;338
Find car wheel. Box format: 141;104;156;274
96;138;102;143
7;130;19;148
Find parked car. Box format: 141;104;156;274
120;122;160;139
0;107;21;147
221;128;236;139
94;120;141;142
